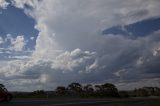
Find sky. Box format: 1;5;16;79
0;0;160;91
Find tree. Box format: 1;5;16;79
67;82;83;96
31;90;46;98
83;84;94;92
95;85;103;91
83;84;94;97
119;91;129;98
95;85;103;96
101;83;119;97
33;90;45;94
134;88;148;97
95;83;119;97
68;82;82;91
56;86;68;96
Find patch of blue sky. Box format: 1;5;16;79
103;17;160;37
0;4;38;50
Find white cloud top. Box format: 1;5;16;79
0;0;9;9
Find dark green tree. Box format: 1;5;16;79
68;82;82;91
101;83;119;97
95;83;119;97
56;86;68;96
83;84;94;97
67;82;83;96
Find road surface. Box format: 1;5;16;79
0;98;157;106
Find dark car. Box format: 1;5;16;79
0;84;13;102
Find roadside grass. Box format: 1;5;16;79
13;94;160;105
130;96;160;106
149;98;160;106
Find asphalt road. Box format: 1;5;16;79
0;98;155;106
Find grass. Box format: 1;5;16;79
149;98;160;106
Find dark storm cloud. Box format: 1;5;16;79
17;30;160;90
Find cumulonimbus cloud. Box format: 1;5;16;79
0;0;160;91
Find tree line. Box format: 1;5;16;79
10;82;160;98
55;82;160;98
55;82;119;97
6;82;160;98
